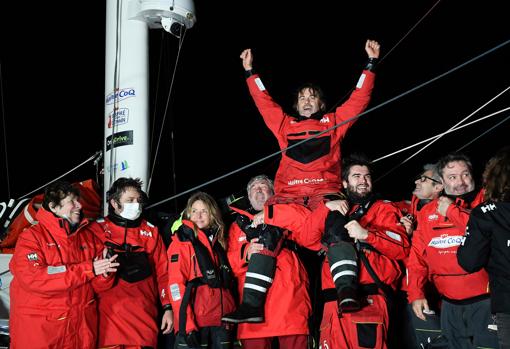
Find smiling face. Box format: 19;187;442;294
413;169;443;200
296;87;322;117
441;160;475;196
343;165;372;199
50;193;82;224
189;199;211;230
248;178;273;211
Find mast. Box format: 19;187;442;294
103;0;195;214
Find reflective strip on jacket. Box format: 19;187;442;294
167;220;236;334
227;221;311;339
247;71;375;198
9;208;112;349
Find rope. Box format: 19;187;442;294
147;26;188;194
17;151;101;200
329;0;442;112
372;106;510;163
146;39;510;209
374;84;510;182
456;114;510;152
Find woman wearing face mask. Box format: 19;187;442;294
95;177;174;349
168;192;236;349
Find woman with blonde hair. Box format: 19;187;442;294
168;192;236;349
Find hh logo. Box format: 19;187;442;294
319;116;330;123
140;230;152;238
480;203;496;213
27;252;38;261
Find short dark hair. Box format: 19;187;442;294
107;177;146;214
341;153;372;181
42;181;80;211
293;83;326;112
437;153;473;179
483;146;510;202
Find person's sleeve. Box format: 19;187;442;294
10;230;97;296
151;227;171;307
363;204;410;260
457;207;491;273
246;74;287;140
89;230;115;293
333;70;375;129
226;223;248;277
406;227;429;303
167;239;198;333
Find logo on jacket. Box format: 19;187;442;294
480;203;496;213
319;116;330;123
140;230;152;238
288;177;325;186
428;234;463;248
428;214;439;221
26;252;38;261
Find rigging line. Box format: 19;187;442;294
147;107;510;209
17;151;102;200
147;38;510;209
109;0;123;190
0;61;10;198
372;105;510;163
379;0;442;64
456;114;510;153
374;84;510;182
147;27;187;194
149;30;166;154
328;0;441;112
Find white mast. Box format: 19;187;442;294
103;0;195;214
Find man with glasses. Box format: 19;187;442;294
407;154;499;349
399;164;446;348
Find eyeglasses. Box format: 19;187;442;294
417;175;442;184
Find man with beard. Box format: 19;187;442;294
250;155;410;349
231;41;380;319
407;153;499;348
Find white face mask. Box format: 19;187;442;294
120;202;142;220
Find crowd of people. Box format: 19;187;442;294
7;39;510;349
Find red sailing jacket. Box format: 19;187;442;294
246;71;375;199
94;216;170;348
264;200;409;291
227;210;311;339
9;208;112;349
407;190;489;302
167;220;236;334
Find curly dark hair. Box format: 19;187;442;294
483;146;510;202
42;181;80;211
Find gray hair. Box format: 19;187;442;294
246;175;274;195
422;163;442;183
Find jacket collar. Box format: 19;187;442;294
35;207;89;237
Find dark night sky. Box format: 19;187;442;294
0;1;508;212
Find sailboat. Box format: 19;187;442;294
0;0;196;336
